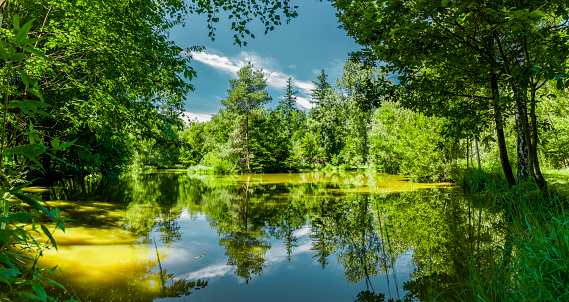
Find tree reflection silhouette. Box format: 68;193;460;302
41;171;498;301
215;177;272;283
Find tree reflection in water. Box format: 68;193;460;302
37;171;497;301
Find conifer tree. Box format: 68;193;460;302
276;77;300;131
222;63;271;171
310;69;331;108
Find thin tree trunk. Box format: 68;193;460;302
491;74;516;186
529;85;547;189
514;89;532;183
475;139;481;170
466;139;470;168
245;109;250;171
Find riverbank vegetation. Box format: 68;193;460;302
2;0;569;301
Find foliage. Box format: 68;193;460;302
221;63;271;172
454;176;569;302
332;0;569;186
0;16;74;300
186;0;299;46
298;132;326;166
3;0;197;178
369;101;455;182
179;119;206;166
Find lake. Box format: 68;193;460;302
33;170;499;301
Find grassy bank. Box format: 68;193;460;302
455;168;569;301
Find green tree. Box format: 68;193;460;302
308;70;342;163
332;0;569;187
5;0;197;178
275;77;300;134
310;69;331;109
0;16;70;299
369;101;455;182
222;63;271;171
179;119;206;166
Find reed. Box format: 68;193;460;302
457;170;569;301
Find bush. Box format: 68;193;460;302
369;102;457;182
456;168;509;193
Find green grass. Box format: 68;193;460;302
453;168;569;301
543;167;569;196
187;165;213;173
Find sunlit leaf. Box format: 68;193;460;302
41;224;58;251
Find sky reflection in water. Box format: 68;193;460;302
35;171;480;302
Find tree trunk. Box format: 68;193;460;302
475;139;481;170
466;139;470;168
245;105;250;172
491;74;516;186
514;88;532;183
529;86;547;189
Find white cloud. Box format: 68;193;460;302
182;111;213;123
188;50;316;110
180;261;234;280
190;52;241;76
295;96;313;111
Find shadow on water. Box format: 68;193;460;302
29;171;502;301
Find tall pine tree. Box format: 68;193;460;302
310;69;331;108
222;63;271;171
276;77;300;132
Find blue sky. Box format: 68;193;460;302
169;0;361;122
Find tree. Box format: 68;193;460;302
275;77;300;134
186;0;299;46
332;0;569;187
222;63;271;171
3;0;198;178
335;60;384;166
310;69;332;108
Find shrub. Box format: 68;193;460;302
369;102;456;182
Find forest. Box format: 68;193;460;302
1;0;569;301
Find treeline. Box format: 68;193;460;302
167;59;567;182
177;60;459;181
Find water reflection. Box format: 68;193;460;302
33;171;498;301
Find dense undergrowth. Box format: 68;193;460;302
453;168;569;301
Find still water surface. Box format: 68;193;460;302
32;171;496;301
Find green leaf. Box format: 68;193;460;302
0;267;20;279
10;100;52;110
15;20;34;44
0;229;8;245
30;108;54;119
21;72;31;87
441;0;450;7
10;52;26;63
12;193;63;232
3;144;47;168
47;277;67;291
0;43;9;61
31;281;48;302
22;38;42;46
21;46;49;60
6;213;35;223
528;10;546;19
41;224;58;251
13;15;20;31
46;152;77;172
58;138;77;150
29;89;45;102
